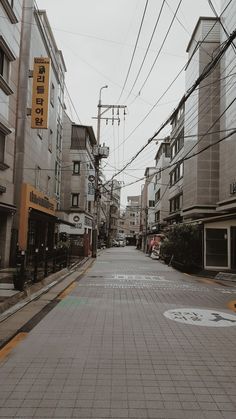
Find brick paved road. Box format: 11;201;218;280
0;247;236;418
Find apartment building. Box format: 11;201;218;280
153;138;171;227
139;167;156;251
0;0;22;267
13;1;66;263
202;1;236;271
58;114;96;254
118;195;141;245
183;17;221;221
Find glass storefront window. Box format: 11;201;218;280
205;228;228;267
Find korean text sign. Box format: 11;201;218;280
31;57;50;129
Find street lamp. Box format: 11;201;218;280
97;85;108;146
92;85;108;258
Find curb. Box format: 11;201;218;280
0;256;93;324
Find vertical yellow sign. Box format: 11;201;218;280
31;57;50;129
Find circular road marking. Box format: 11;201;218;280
164;308;236;327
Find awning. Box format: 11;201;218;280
0;202;17;213
56;218;75;227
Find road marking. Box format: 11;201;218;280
57;282;76;299
0;333;27;360
227;300;236;313
164;308;236;327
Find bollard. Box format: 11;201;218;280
13;251;25;291
33;248;39;282
44;247;48;277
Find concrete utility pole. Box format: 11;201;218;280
92;88;126;257
107;180;114;248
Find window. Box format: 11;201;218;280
48;129;53;152
88;201;91;213
170;162;183;186
71;193;79;207
155;211;160;223
205;228;228;267
50;82;55;106
130;221;135;226
35;166;41;189
169;194;182;213
170;129;184;160
149;200;155;207
46;176;51;194
0;47;9;81
155;189;160;203
73;161;80;175
37;129;43;140
0;131;5;163
155;171;161;183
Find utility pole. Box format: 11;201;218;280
91;86;126;257
107;180;114;248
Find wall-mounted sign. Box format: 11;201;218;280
31;57;50;129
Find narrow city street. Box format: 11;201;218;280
0;247;236;419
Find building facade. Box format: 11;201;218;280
58;113;96;254
0;0;22;267
202;1;236;271
183;17;221;221
13;2;66;263
118;195;141;245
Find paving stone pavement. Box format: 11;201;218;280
0;247;236;418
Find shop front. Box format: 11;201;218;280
203;214;236;271
18;184;57;262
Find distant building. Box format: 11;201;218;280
140;167;156;251
118;195;141;245
153;138;170;228
58;113;96;255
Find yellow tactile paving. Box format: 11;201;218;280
0;333;27;360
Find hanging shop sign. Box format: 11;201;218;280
31;57;50;129
87;168;95;201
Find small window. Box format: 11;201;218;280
155;211;160;223
48;129;53;152
88;201;91;213
149;200;155;208
35;166;41;189
71;193;79;207
46;176;51;194
37;129;43;140
0;47;9;81
0;131;5;163
50;82;55;107
73;161;80;175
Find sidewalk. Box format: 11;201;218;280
1;247;236;419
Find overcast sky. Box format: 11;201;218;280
37;0;221;207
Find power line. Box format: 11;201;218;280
109;1;233;160
106;29;236;184
125;0;166;100
118;0;149;102
137;0;183;96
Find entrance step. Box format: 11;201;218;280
215;272;236;282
